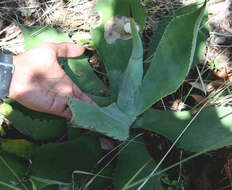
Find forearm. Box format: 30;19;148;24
0;53;14;99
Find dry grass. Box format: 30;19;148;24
0;0;198;54
0;0;96;54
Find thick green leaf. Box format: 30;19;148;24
57;185;74;190
29;135;101;185
30;135;112;190
91;0;146;100
135;4;206;115
87;94;110;107
192;14;209;67
68;57;109;96
1;139;36;159
0;151;29;190
117;19;143;116
0;103;66;140
134;106;232;152
20;26;71;50
58;57;109;99
68;98;135;140
88;166;113;190
3;99;65;121
113;136;163;190
148;1;205;58
0;125;5;137
41;185;57;190
67;127;81;140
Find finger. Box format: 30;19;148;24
72;83;97;106
54;42;85;58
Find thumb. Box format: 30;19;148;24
53;42;85;58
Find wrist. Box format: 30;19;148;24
0;53;14;99
8;56;19;99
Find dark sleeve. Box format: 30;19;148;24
0;53;14;99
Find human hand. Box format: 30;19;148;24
8;42;96;119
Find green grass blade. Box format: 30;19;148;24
0;181;23;190
121;161;150;190
0;152;29;190
125;135;232;189
0;156;24;188
30;176;71;186
113;135;163;190
29;179;38;190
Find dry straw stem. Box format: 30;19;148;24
0;0;96;54
83;133;144;189
136;101;208;190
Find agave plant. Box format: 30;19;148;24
3;0;232;189
67;0;207;141
0;0;207;142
